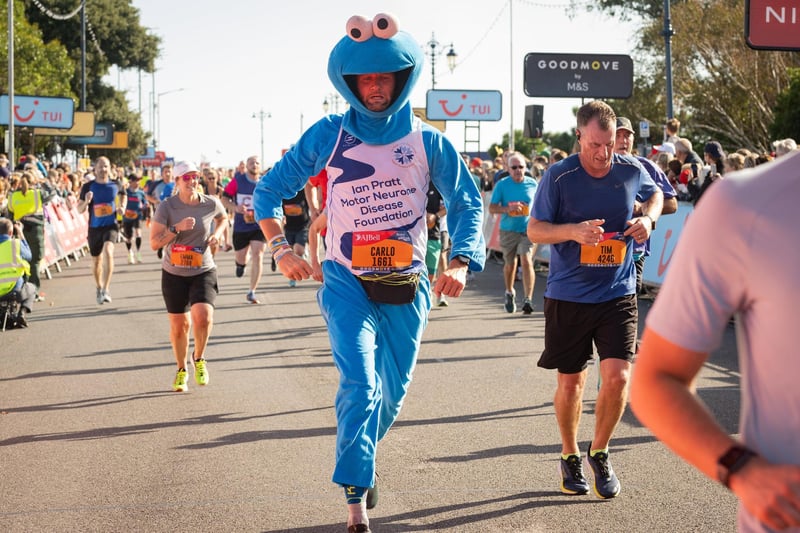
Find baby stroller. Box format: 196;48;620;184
0;290;23;331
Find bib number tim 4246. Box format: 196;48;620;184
580;232;627;267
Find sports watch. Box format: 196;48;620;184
717;445;757;488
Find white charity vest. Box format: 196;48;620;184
325;122;430;276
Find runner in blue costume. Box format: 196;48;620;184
253;13;485;532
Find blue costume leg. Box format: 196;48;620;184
318;261;431;489
374;274;430;441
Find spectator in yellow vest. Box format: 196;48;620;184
8;172;47;300
0;217;36;327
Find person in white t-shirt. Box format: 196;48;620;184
631;151;800;532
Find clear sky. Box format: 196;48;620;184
111;0;635;168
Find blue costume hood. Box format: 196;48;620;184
327;13;423;145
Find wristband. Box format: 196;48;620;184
273;245;293;264
268;234;289;254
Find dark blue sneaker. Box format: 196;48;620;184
235;263;246;278
586;443;621;499
560;454;589;495
522;299;534;315
504;292;516;313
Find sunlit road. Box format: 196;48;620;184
1;232;739;532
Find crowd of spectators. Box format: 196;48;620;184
0;154;238;223
0;154;239;317
0;128;796;316
459;126;797;209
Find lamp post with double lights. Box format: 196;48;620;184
252;109;271;166
155;88;185;150
322;93;345;114
426;32;457;89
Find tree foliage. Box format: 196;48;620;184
770;68;800;142
0;0;74;98
4;0;161;164
588;0;800;153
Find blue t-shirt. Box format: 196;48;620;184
490;175;538;233
531;153;658;303
125;189;147;221
160;182;175;201
80;180;120;228
225;174;260;233
634;156;676;257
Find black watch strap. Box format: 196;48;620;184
717;445;757;488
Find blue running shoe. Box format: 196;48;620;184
586;443;621;499
504;292;516;313
560;454;590;495
235;263;246;278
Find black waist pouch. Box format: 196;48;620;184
358;273;420;305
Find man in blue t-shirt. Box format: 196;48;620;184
528;101;663;500
77;156;126;305
489;152;538;314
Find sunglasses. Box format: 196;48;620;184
181;173;199;182
509;165;525;170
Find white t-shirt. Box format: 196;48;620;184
325;123;429;276
646;151;800;533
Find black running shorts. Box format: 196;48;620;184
161;269;219;314
538;294;637;374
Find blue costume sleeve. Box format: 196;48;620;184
253;117;341;222
422;128;486;272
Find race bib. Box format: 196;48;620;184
93;203;114;217
243;209;255;224
283;204;303;216
170;244;204;269
124;209;138;219
351;230;413;271
580;232;627;267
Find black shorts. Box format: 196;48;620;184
161;269;219;314
538;294;637;374
232;229;266;251
88;225;119;257
122;219;141;238
286;227;309;247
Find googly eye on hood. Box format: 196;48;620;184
327;13;423;120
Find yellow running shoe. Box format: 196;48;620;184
173;368;188;392
194;359;209;386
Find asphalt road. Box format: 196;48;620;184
0;233;740;532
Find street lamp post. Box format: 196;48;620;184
322;93;345;114
425;32;457;89
252;109;271;165
155;87;185;150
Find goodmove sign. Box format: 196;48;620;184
524;53;633;99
